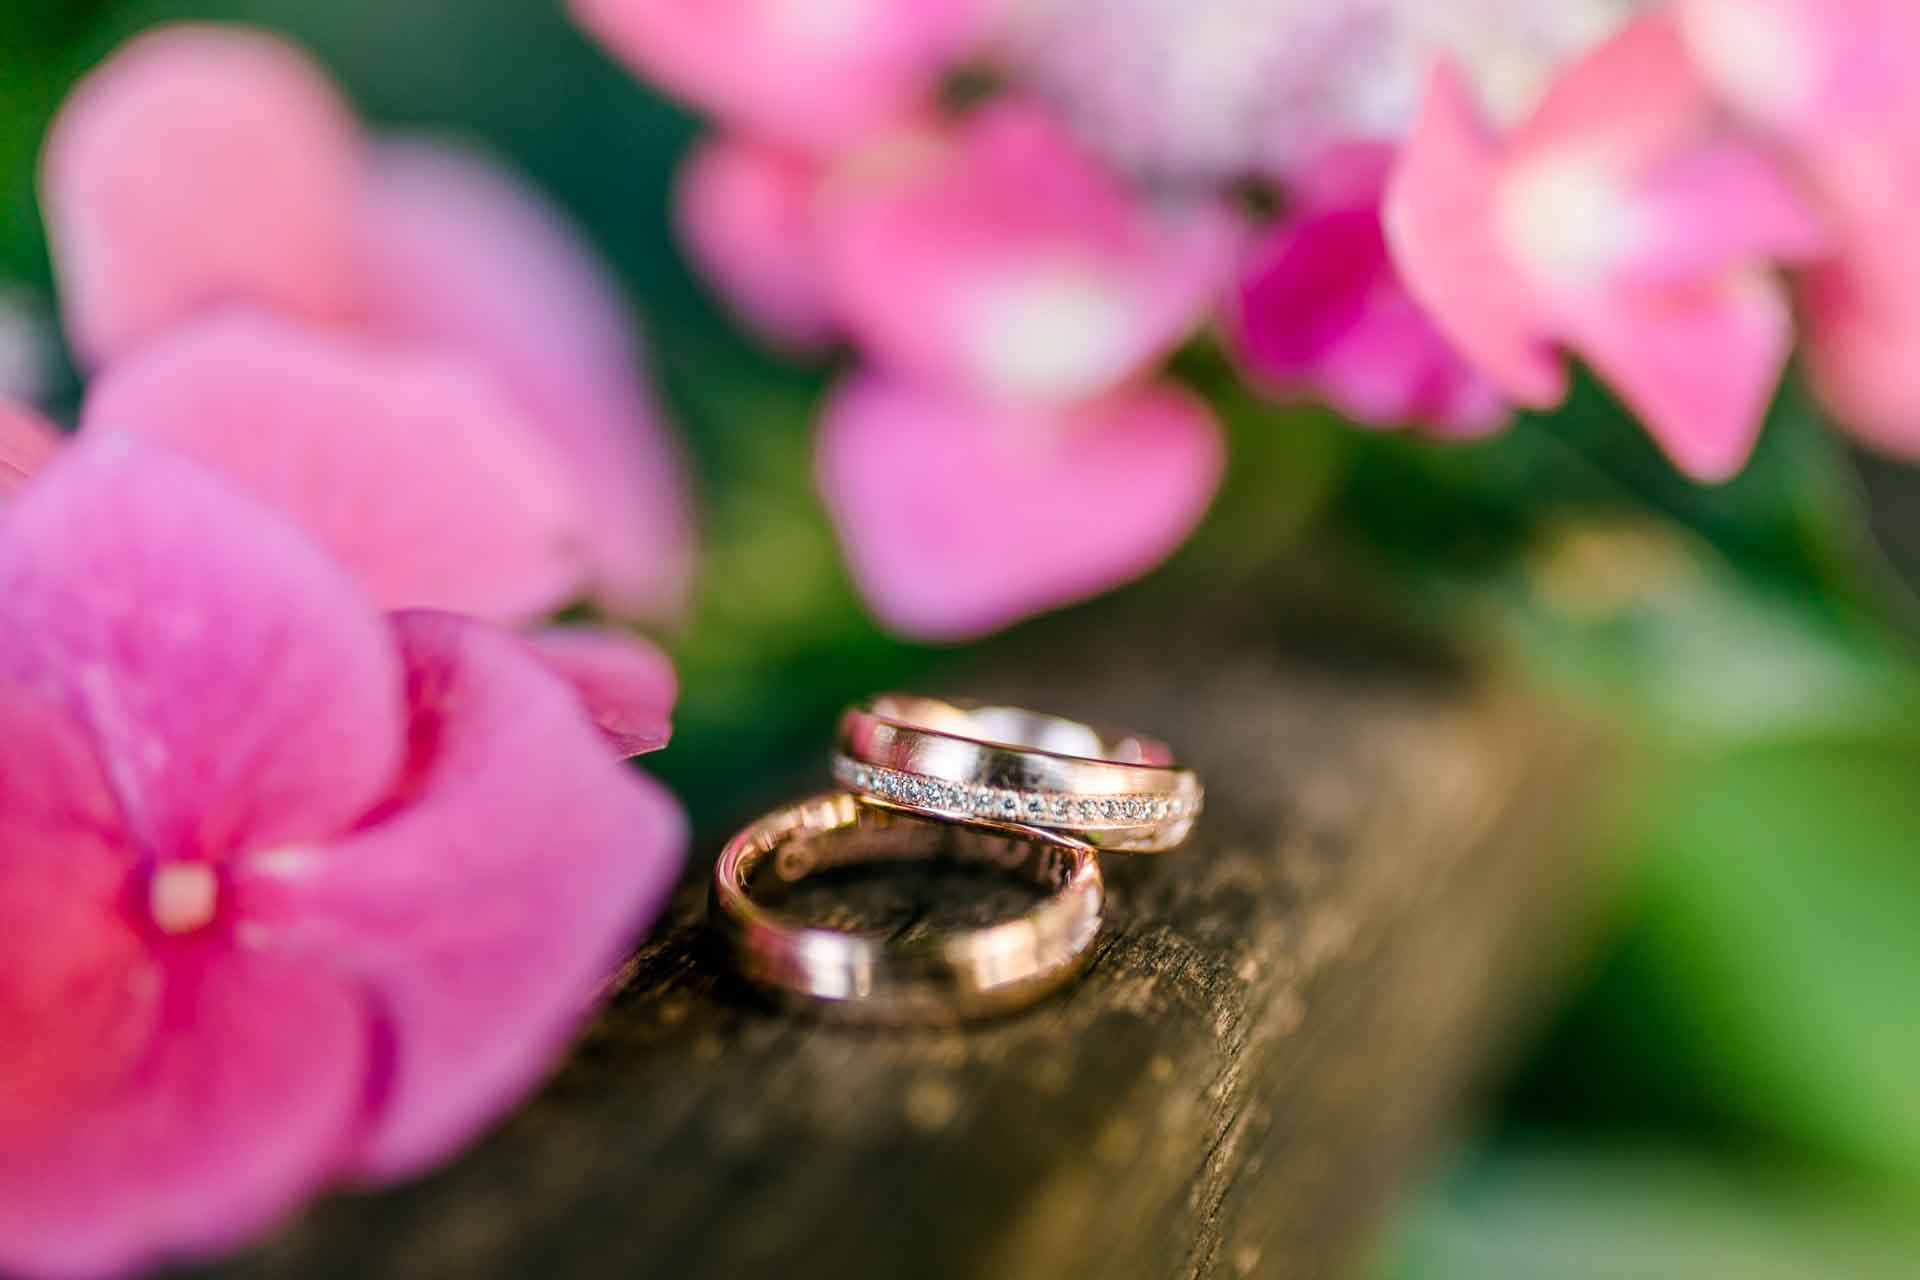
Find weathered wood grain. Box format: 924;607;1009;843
209;585;1608;1280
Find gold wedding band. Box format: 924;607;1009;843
710;793;1103;1022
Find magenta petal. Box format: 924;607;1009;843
523;625;677;757
0;684;146;1132
676;134;837;352
570;0;981;148
0;948;365;1279
1231;208;1380;388
354;141;695;621
822;103;1242;405
82;311;589;623
236;611;687;1180
1572;275;1795;482
1802;229;1920;457
1386;66;1566;409
817;372;1224;641
40;24;361;369
0;434;405;859
0;397;61;497
1230;144;1508;436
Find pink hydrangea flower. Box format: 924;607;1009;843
0;398;60;498
1681;0;1920;457
816;372;1223;641
0;436;686;1278
819;102;1244;406
675;135;837;351
42;24;693;621
1386;12;1827;481
1226;143;1506;436
570;0;984;149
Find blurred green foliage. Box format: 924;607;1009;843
6;3;1920;1273
1375;1141;1920;1279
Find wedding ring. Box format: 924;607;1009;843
710;793;1103;1022
833;694;1202;852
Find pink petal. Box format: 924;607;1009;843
82;311;589;623
816;372;1223;641
522;625;677;757
1512;11;1713;162
821;103;1243;405
354;140;695;621
41;24;361;369
1678;0;1920;141
1801;234;1920;457
0;434;405;860
570;0;982;148
0;397;62;497
235;611;687;1180
1721;14;1920;459
1385;65;1566;408
1625;141;1826;282
0;947;366;1278
1570;273;1795;482
1230;144;1508;437
676;134;837;351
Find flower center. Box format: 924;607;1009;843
148;862;220;935
1499;149;1643;292
971;262;1133;401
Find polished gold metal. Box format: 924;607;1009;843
710;794;1103;1022
834;694;1203;852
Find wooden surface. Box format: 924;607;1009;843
211;587;1609;1280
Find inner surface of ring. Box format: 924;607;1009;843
868;694;1171;766
741;806;1082;917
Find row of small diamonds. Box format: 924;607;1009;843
833;756;1196;828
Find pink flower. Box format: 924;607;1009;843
570;0;984;149
1681;0;1920;457
819;103;1243;406
816;372;1223;641
43;24;693;621
0;398;60;499
0;436;686;1277
675;135;837;351
1226;143;1506;436
1386;12;1827;482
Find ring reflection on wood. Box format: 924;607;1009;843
710;794;1104;1023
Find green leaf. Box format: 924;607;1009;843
1638;739;1920;1186
1519;736;1920;1192
1330;372;1884;622
1376;1141;1920;1280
